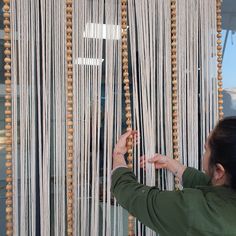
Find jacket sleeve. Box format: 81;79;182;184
182;167;211;188
111;167;190;235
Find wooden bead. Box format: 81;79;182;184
126;120;131;126
4;64;11;71
6;154;12;160
4;49;11;55
125;99;131;104
5;79;11;86
3;19;10;25
6;230;13;236
123;72;129;79
218;100;223;105
218;81;223;86
218;106;223;111
6;184;12;190
125;106;131;112
123;58;128;64
4;34;10;41
6;177;12;183
6;199;12;205
122;44;128;50
123;78;129;84
6;192;12;198
126;112;132;119
5;101;11;107
3;28;10;35
4;42;11;48
6;169;12;175
6;207;12;214
3;4;10;12
5;161;12;168
5;117;12;123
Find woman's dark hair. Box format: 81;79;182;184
208;116;236;189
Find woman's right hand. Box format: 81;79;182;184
140;154;170;170
148;154;169;169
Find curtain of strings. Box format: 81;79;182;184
6;0;218;235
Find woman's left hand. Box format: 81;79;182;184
113;130;138;155
112;130;138;169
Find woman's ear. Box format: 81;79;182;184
213;163;226;181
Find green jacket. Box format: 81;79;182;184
111;167;236;236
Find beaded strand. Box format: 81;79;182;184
66;0;74;235
121;0;135;235
216;0;223;120
170;0;180;189
3;0;13;235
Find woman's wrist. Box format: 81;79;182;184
167;158;186;180
112;151;127;169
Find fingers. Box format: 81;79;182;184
148;154;167;164
121;130;137;139
140;155;146;168
120;130;138;146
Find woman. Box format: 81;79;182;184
111;116;236;236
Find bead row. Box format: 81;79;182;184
3;0;13;235
171;0;180;189
216;0;223;120
66;0;73;235
121;1;135;235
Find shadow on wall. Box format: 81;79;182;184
223;89;236;116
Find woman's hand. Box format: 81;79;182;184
112;130;138;170
113;130;138;156
140;154;169;170
148;154;169;169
